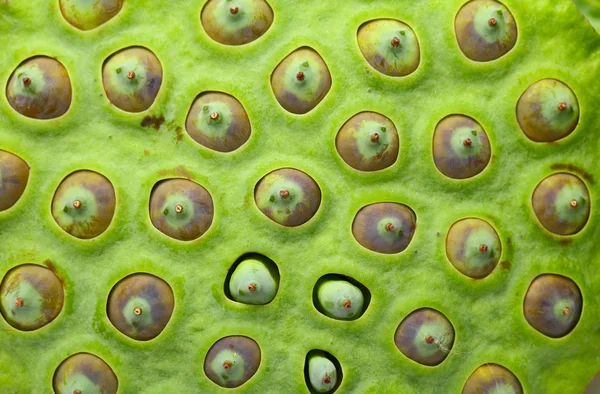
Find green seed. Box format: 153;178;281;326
271;47;332;114
446;218;502;279
335;112;399;171
531;173;590;236
204;336;261;388
0;150;29;212
149;178;214;241
394;308;455;366
352;202;417;254
6;56;72;119
102;46;163;113
185;91;251;152
0;264;64;331
516;79;580;142
432;115;491;179
51;170;116;239
228;254;279;305
305;351;340;393
315;278;365;321
53;352;118;394
201;0;274;45
357;18;420;77
523;274;582;338
107;273;175;341
462;364;523;394
59;0;124;31
254;168;321;227
455;0;518;62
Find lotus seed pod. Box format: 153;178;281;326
335;112;399;171
201;0;274;45
53;352;118;394
316;279;364;321
432;115;491;179
228;255;279;305
51;170;116;239
352;202;417;254
102;47;162;113
254;168;321;227
59;0;124;31
306;352;338;393
185;91;251;152
6;56;72;119
455;0;518;62
462;364;523;394
523;274;582;338
516;79;580;142
531;173;590;236
357;19;420;77
446;218;502;279
0;264;64;331
271;47;332;114
394;308;455;366
0;150;29;212
149;178;214;241
107;273;174;341
204;335;261;388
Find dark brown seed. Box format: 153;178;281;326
59;0;124;30
0;150;29;211
201;0;274;45
462;364;523;394
53;353;118;394
204;336;261;388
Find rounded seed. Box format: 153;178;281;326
315;279;365;321
0;150;29;212
6;56;72;119
254;168;321;227
149;178;214;241
59;0;124;30
394;308;455;366
336;112;399;172
271;47;332;114
227;254;280;305
305;350;341;393
432;115;491;179
102;47;163;113
0;264;64;331
352;202;417;254
446;218;502;279
357;19;420;77
517;79;579;142
532;173;590;235
53;353;118;394
185;91;251;152
51;170;116;239
523;274;582;338
204;336;261;388
107;273;175;341
462;364;523;394
201;0;274;45
455;0;518;62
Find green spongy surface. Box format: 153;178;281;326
0;0;599;393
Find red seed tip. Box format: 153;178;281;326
463;138;472;147
570;200;578;208
425;335;435;344
127;71;135;79
73;200;82;209
230;5;239;14
279;189;290;198
558;102;568;111
371;133;380;143
248;283;257;292
488;18;497;26
22;77;31;86
14;298;24;308
343;299;352;309
391;37;401;48
296;71;305;81
563;306;571;316
479;244;488;253
223;361;233;370
175;204;184;213
322;374;331;385
133;307;142;315
73;390;82;394
385;223;395;232
210;112;219;121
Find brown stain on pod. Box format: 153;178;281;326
201;0;274;45
6;56;72;119
0;150;29;211
462;363;523;394
53;352;118;394
204;335;261;388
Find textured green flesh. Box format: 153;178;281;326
0;1;599;393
